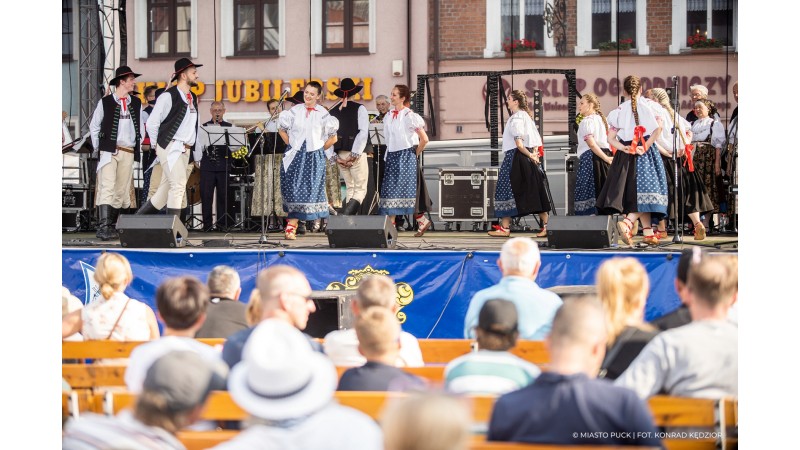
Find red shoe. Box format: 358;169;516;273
284;223;297;240
617;218;634;246
488;225;510;237
414;215;431;237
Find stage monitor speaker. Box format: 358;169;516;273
546;215;616;249
304;290;358;338
326;215;397;249
117;214;188;248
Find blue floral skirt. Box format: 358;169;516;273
379;148;417;215
575;149;612;215
279;143;330;220
596;139;668;218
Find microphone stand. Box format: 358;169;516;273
251;90;290;246
671;77;684;243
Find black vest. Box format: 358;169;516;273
155;87;199;150
144;104;154;115
330;101;362;151
98;94;142;162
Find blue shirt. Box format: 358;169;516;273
488;372;663;448
337;361;427;392
463;276;562;340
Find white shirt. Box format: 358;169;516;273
691;117;726;148
576;113;610;156
278;104;339;154
146;87;199;170
607;95;661;141
323;328;424;367
502;110;542;153
89;93;145;172
125;336;228;394
383;107;425;153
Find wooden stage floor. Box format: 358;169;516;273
62;228;739;253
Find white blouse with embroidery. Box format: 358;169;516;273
690;117;726;148
607;95;661;141
383;107;425;153
576;113;610;156
502;111;542;153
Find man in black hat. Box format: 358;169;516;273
137;58;203;219
329;78;370;215
89;65;145;240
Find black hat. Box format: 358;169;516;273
110;65;142;86
286;90;305;105
171;57;203;82
333;78;363;99
478;299;518;335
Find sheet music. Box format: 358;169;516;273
199;125;248;151
368;123;384;145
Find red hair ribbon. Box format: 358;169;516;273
683;144;695;172
537;146;544;158
629;125;646;154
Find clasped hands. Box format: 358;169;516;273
336;153;361;168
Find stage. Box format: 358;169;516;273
62;229;738;338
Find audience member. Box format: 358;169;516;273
125;276;228;393
63;351;218;449
596;258;659;380
487;296;661;447
337;307;427;392
195;265;248;339
62;287;84;342
650;248;702;331
616;255;738;399
382;391;471;450
464;237;562;340
214;319;383;449
324;275;423;367
446;299;540;394
62;253;159;349
244;289;262;327
222;265;321;369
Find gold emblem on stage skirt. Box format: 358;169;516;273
325;265;414;323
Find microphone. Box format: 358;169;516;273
279;88;291;101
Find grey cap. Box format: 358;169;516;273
478;299;518;335
142;351;216;412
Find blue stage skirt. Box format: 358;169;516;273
597;139;668;218
575;149;612;215
279;142;330;220
379;148;417;215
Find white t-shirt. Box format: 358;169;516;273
125;336;228;393
323;328;424;367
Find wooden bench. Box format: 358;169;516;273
97;390;735;450
62;338;549;365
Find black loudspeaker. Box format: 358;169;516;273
326;215;397;249
117;214;188;248
303;290;358;338
546;215;616;249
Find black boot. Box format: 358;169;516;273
342;198;361;215
107;207;120;240
297;220;307;235
166;208;182;219
136;200;161;215
179;207;189;226
95;205;113;241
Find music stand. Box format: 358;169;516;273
199;125;247;231
366;123;385;214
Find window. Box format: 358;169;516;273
63;0;73;61
147;0;191;57
591;0;636;49
234;0;279;55
687;0;734;45
323;0;369;53
501;0;544;50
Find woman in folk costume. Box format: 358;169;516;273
488;89;552;237
574;93;613;216
596;75;668;246
647;88;713;240
277;81;339;240
690;99;727;232
378;84;432;237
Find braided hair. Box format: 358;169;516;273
583;93;609;132
509;89;533;120
649;88;675;119
623;76;642;126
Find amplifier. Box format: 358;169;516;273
62;185;91;209
438;167;498;221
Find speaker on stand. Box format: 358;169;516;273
326;216;398;249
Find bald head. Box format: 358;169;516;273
499;237;541;278
547;296;608;376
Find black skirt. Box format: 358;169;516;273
660;154;714;219
596;151;638;215
509;149;552;216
